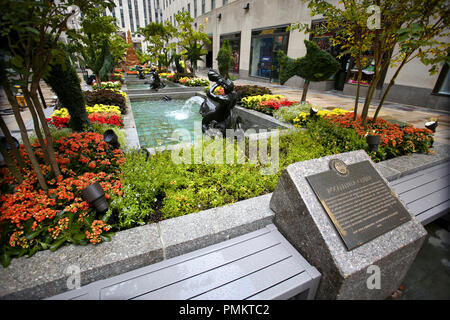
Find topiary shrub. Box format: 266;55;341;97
217;39;233;79
278;40;340;103
44;45;90;132
84;89;127;114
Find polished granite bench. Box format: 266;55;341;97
48;224;321;300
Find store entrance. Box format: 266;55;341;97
249;25;289;83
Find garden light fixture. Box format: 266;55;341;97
243;3;250;10
425;121;438;133
81;182;109;213
103;129;120;149
366;134;381;152
310;106;318;117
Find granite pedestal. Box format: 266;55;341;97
270;150;427;300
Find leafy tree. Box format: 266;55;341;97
136;48;152;65
137;21;176;69
293;0;450;126
72;5;117;84
44;44;90;132
278;40;340;103
175;11;211;76
217;39;233;79
109;34;130;67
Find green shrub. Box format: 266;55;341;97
217;39;233;79
306;118;367;155
273;103;321;123
108;130;328;229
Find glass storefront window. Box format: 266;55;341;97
249;25;289;82
220;33;241;73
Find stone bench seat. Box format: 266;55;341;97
48;224;321;300
391;160;450;225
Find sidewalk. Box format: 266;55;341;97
196;69;450;145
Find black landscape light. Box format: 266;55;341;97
0;136;19;150
0;136;20;167
366;134;381;152
138;147;150;161
103;129;120;149
425;120;438;133
310;106;318;117
81;182;109;213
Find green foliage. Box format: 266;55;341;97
273;103;320;123
44;44;90;132
306;118;367;156
175;11;211;75
108;130;328;228
71;6;118;82
217;39;233;79
278;40;340;84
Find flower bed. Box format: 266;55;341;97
0;132;125;267
178;77;209;87
47;105;124;129
84;89;127;114
326;112;433;161
92;81;122;90
241;94;299;115
159;72;175;79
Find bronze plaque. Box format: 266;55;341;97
306;160;411;250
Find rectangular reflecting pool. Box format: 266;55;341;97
131;97;204;148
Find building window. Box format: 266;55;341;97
211;0;215;10
194;0;198;17
128;0;134;32
433;63;450;95
134;0;140;29
119;0;125;28
223;0;228;5
249;25;290;82
202;0;205;14
188;3;191;15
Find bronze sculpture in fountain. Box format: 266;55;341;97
199;70;242;136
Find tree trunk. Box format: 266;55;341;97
373;57;408;122
3;84;48;190
301;80;310;104
0;115;25;168
29;87;61;177
353;55;362;121
21;87;51;166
